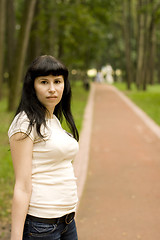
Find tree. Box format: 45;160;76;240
6;0;15;85
145;2;160;85
136;0;146;89
0;0;6;99
8;0;37;111
135;0;160;90
122;0;134;89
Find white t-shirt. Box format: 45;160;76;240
8;112;79;218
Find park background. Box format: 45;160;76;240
0;0;160;238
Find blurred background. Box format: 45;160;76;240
1;0;160;110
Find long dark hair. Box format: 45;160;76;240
16;55;79;141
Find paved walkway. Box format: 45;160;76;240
76;83;160;240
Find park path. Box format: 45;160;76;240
76;83;160;240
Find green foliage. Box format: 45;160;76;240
63;4;106;69
27;0;119;72
4;0;160;111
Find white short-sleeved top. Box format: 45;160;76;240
8;112;79;218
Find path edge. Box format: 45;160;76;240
74;83;95;211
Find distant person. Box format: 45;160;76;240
95;70;104;83
105;65;114;84
8;55;79;240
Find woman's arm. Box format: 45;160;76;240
9;133;33;240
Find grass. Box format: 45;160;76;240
113;82;160;125
62;81;89;132
71;81;89;131
0;81;89;224
0;99;14;223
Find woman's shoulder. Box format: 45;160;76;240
8;111;35;141
10;111;30;128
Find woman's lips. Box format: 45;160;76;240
46;96;57;99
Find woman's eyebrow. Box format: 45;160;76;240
54;76;63;79
39;77;48;80
38;76;63;80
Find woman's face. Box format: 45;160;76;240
34;75;64;117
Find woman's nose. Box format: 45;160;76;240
48;83;55;93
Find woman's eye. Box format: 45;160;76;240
55;80;61;84
41;80;48;84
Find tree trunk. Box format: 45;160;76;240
136;0;159;90
8;0;37;111
156;29;160;84
6;0;15;85
146;17;156;85
58;31;64;59
27;1;41;64
141;0;149;91
146;1;158;85
136;0;145;90
0;0;6;98
57;9;66;59
157;57;160;83
123;0;134;90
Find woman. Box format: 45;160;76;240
8;55;79;240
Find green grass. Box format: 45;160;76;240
71;81;89;131
0;81;89;223
0;99;14;222
114;82;160;125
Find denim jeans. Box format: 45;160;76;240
23;217;78;240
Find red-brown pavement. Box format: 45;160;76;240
76;83;160;240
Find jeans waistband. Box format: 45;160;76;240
26;212;75;225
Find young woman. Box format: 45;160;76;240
8;55;79;240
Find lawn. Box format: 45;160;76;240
0;80;89;225
113;82;160;126
0;99;14;223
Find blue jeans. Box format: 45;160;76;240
23;217;78;240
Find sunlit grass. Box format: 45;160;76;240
113;82;160;125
